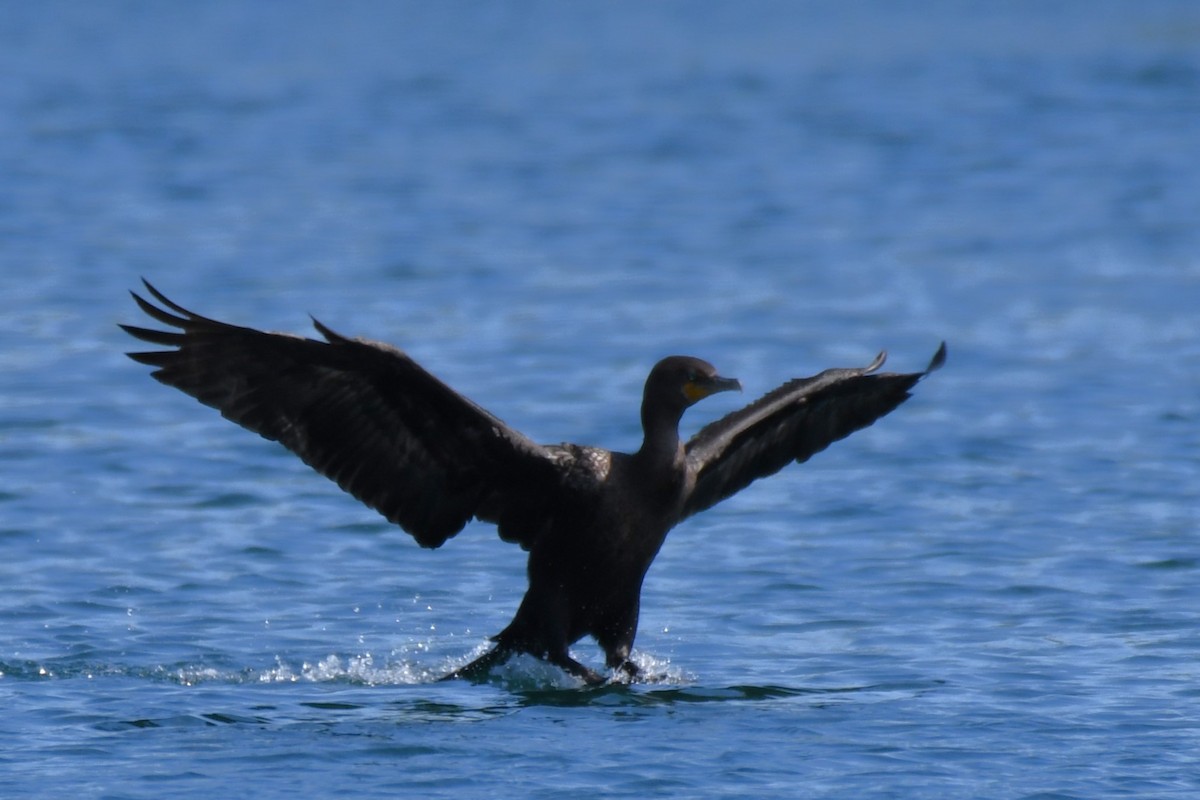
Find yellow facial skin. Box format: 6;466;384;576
682;375;741;404
683;380;711;403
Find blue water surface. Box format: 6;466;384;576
2;2;1199;798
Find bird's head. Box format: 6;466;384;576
647;355;742;411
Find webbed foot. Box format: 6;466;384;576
548;651;606;686
439;645;513;682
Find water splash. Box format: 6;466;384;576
0;647;691;690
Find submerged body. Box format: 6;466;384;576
122;281;945;683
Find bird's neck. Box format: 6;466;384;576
636;404;686;473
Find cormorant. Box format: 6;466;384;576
121;280;945;684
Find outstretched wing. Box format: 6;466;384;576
120;280;562;548
681;343;945;519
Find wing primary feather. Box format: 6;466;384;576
129;290;189;328
119;324;185;347
923;341;948;376
140;278;208;321
310;316;350;344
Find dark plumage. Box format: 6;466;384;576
121;280;945;683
